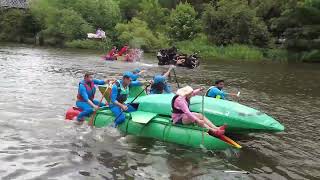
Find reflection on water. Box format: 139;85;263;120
0;44;319;180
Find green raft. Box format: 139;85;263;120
87;108;238;150
99;85;284;134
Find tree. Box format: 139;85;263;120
273;0;320;61
118;0;142;21
115;18;168;51
167;2;200;41
202;0;270;47
137;0;168;31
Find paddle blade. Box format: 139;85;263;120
220;135;242;149
131;111;157;124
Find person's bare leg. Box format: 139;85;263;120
196;119;218;133
196;113;218;129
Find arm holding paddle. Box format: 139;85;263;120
163;65;175;78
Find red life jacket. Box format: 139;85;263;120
77;80;95;101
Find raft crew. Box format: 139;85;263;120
150;66;174;94
110;72;142;126
206;80;239;100
76;73;110;124
117;44;129;57
172;86;225;136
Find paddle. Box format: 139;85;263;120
172;68;180;88
113;84;151;125
88;82;112;126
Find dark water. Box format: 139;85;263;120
0;44;319;180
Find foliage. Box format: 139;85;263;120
137;0;168;31
115;18;168;51
0;9;40;42
118;0;141;21
176;35;268;61
65;39;111;50
202;0;270;47
167;2;200;41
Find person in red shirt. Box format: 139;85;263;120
104;46;118;60
118;44;128;56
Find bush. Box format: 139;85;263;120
65;39;111;50
202;0;270;47
115;18;168;52
176;35;269;61
167;2;200;41
0;9;40;42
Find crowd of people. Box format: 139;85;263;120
74;66;239;136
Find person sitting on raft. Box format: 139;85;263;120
105;46;118;60
150;66;174;94
206;80;239;100
110;72;143;127
117;44;129;57
76;73;111;124
172;86;225;136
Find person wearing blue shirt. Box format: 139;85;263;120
150;66;174;94
110;71;143;126
131;68;145;81
206;80;239;100
76;73;110;124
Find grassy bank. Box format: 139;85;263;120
175;36;288;61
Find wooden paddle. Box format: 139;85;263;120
113;84;151;125
88;82;112;126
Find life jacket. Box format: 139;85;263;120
206;86;222;99
112;80;129;104
171;95;190;114
77;80;95;101
151;82;165;94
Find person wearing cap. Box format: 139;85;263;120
110;71;142;126
206;80;239;100
131;68;145;81
150;66;174;94
76;73;111;124
171;86;225;136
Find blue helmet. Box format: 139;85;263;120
133;68;141;73
123;71;133;79
153;75;166;84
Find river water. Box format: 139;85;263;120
0;44;319;180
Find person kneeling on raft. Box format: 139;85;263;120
76;73;111;123
206;80;239;100
171;86;225;136
110;72;143;127
150;66;174;94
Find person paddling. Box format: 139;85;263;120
206;80;239;100
76;73;110;124
110;72;142;127
131;68;145;81
150;66;174;94
118;44;129;57
105;46;118;60
172;86;225;136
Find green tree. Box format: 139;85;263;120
202;0;270;47
137;0;168;31
274;0;320;61
118;0;142;21
115;18;168;51
167;2;200;41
